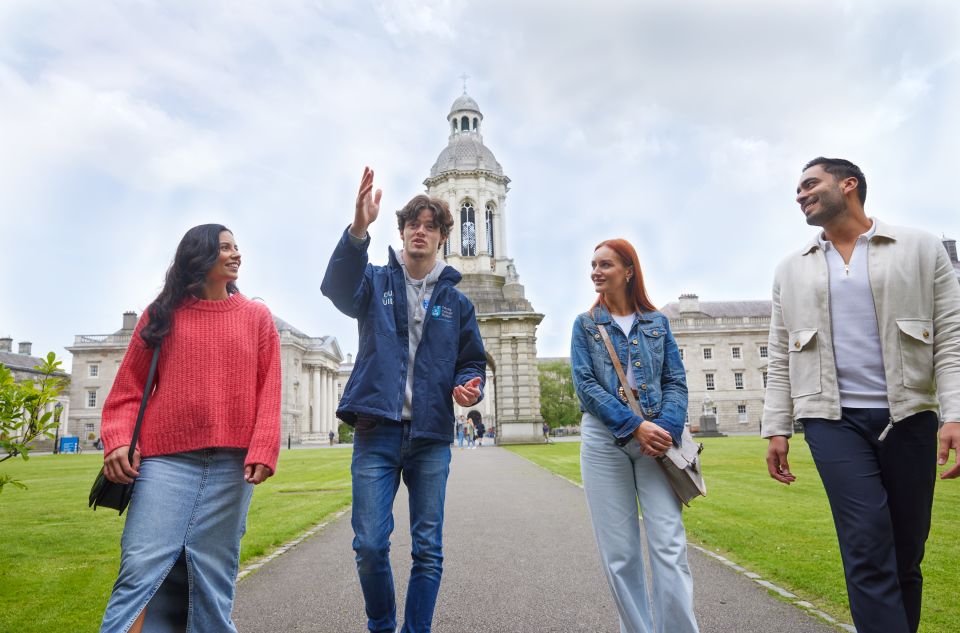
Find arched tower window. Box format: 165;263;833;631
460;201;476;257
473;117;478;131
460;115;469;133
485;202;495;257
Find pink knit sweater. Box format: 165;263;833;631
101;293;282;471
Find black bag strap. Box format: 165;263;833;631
126;346;161;463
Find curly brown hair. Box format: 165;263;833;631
395;195;454;249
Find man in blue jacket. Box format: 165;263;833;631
322;166;486;633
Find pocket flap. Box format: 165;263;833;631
788;328;818;352
896;319;934;344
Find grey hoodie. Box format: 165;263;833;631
399;253;447;419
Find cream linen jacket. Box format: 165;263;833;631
761;219;960;438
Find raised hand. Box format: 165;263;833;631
453;377;482;407
351;166;382;238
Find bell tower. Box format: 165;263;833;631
424;88;544;443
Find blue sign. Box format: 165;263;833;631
59;436;79;454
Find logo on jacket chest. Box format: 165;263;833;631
382;291;394;305
432;304;454;321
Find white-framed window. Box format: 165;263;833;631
762;371;768;389
86;390;97;408
460;201;477;256
84;423;95;435
678;348;685;361
705;373;715;391
485;202;496;256
759;345;768;359
737;404;748;423
731;346;741;360
734;372;744;390
703;348;713;361
89;363;100;378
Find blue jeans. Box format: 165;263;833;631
351;421;451;633
580;413;699;633
100;449;253;633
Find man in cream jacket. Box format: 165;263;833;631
762;157;960;633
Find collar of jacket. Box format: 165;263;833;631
801;216;898;256
590;303;655;325
387;246;462;285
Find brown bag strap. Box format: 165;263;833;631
596;323;644;419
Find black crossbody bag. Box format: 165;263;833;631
88;345;161;515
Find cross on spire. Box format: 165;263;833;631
459;73;470;94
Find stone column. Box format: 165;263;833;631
326;368;337;433
321;369;332;434
311;366;322;433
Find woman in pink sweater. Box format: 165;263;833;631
99;224;281;633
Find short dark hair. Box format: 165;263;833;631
803;157;867;205
395;194;454;245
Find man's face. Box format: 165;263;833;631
401;208;445;259
796;165;848;227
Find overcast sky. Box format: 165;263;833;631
2;0;958;371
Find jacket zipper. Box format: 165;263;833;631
865;237;895;441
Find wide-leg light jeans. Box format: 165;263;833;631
580;413;699;633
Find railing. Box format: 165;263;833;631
72;334;132;346
669;316;770;331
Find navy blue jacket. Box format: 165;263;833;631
321;228;486;442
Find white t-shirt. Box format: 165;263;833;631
611;313;638;390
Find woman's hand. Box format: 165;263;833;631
632;421;672;457
453;377;482;407
103;446;141;484
244;464;274;485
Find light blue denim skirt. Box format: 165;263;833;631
100;448;253;633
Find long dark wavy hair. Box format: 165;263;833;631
140;224;238;348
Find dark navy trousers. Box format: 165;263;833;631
802;409;938;633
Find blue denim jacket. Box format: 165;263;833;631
571;305;688;443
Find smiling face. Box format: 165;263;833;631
206;230;240;284
401;208;445;259
796;164;850;227
591;245;632;300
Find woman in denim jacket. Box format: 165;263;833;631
571;239;699;633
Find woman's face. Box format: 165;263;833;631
591;245;632;298
206;230;241;284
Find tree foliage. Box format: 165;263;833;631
0;353;68;492
538;360;581;428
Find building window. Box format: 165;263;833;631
443;236;450;257
485;202;496;256
703;348;713;360
678;348;685;361
737;404;748;423
84;423;95;436
461;115;469;131
705;373;715;391
731;346;741;360
762;371;768;389
88;363;100;378
734;372;744;390
86;390;97;408
460;201;477;256
759;345;768;359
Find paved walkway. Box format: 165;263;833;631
234;446;842;632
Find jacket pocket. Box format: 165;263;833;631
788;328;822;397
896;319;934;390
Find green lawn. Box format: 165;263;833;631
0;448;352;633
507;437;960;633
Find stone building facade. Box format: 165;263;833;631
0;337;71;447
660;295;771;433
66;310;342;447
423;91;544;443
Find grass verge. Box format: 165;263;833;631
0;448;352;632
506;437;959;633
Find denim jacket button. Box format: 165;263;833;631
632;339;638;345
594;334;601;340
634;361;641;367
653;331;660;337
640;383;647;390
